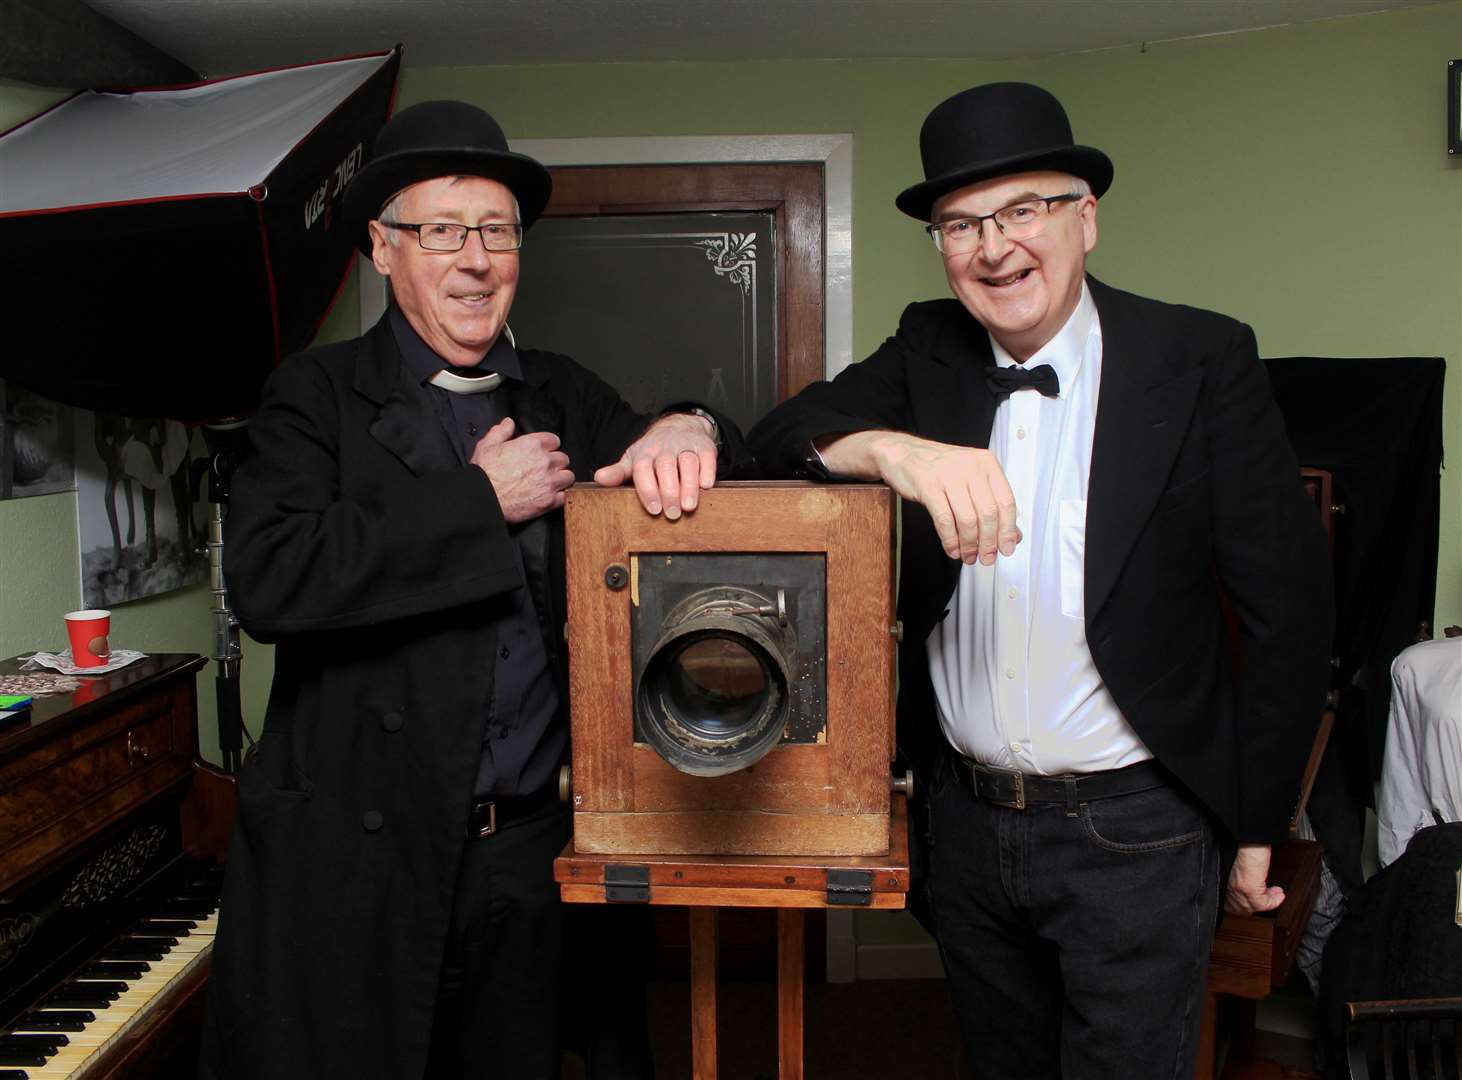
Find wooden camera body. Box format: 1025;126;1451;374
564;481;896;856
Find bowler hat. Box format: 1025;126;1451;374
895;82;1113;221
343;99;552;253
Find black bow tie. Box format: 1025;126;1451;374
985;363;1060;403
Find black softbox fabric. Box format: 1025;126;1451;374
0;47;401;420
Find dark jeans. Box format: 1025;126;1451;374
927;763;1219;1080
426;801;572;1079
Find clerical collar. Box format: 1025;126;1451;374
389;304;523;392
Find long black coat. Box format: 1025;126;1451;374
201;316;744;1079
749;277;1334;845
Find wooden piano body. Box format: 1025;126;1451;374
0;653;234;1079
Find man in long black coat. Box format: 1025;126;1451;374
749;83;1334;1079
201;100;746;1079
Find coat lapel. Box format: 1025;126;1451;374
355;318;457;477
1084;279;1204;618
926;308;1000;451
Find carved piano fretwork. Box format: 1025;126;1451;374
0;653;235;1079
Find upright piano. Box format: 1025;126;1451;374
0;654;234;1079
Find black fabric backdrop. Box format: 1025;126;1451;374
1266;355;1445;893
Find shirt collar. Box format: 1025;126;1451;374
388;303;523;385
987;279;1096;396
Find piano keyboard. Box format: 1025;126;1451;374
1;896;219;1079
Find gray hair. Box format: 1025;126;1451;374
1069;176;1093;199
378;178;522;245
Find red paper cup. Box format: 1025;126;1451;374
64;609;111;668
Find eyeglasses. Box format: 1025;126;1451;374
381;221;524;252
925;194;1082;255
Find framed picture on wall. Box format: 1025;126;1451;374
1450;59;1461;155
74;413;206;608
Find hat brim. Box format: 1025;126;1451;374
895;145;1113;221
344;147;553;254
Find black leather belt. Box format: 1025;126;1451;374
465;784;560;839
956;758;1168;810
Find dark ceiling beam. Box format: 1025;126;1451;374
0;0;198;89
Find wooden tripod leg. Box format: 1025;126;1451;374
690;907;719;1080
777;908;805;1080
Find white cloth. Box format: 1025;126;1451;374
927;283;1151;774
1377;636;1462;867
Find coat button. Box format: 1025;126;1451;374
362;810;384;832
382;710;405;733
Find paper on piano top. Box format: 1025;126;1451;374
21;649;148;676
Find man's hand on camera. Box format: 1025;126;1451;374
594;412;718;519
471;417;575;524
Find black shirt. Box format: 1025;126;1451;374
390;305;564;798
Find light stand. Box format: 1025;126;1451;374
199;419;250;772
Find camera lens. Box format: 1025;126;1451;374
635;587;796;776
663;634;772;740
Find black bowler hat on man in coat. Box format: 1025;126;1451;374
895;82;1114;222
343;99;553;254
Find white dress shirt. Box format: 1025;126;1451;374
927;282;1153;775
1377;636;1461;867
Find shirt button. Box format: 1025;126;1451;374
469;424;479;436
1016;427;1027;440
362;810;384;832
1008;587;1018;599
1009;741;1021;753
382;710;405;733
1005;666;1016;680
500;645;510;659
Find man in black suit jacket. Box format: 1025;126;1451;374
749;83;1333;1079
203;101;746;1080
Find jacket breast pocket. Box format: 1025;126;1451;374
1060;498;1087;619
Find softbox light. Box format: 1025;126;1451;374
0;47;401;420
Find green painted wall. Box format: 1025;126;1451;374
2;3;1458;765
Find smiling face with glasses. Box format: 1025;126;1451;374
929;170;1097;363
368;176;522;367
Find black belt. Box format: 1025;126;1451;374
955;758;1168;811
465;784;560;839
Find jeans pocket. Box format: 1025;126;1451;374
1078;785;1206;853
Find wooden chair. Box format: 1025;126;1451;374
1345;998;1462;1079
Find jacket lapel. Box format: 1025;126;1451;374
1084;279;1204;618
356;317;457;477
926;308;1000;451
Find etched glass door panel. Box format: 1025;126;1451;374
508;211;778;433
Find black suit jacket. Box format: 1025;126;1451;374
203;316;747;1080
749;277;1334;844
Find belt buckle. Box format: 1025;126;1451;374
974;763;1026;810
1004;769;1026;811
472;800;498;839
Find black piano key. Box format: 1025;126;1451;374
0;1035;66;1052
0;1054;44;1067
155;900;212;919
135;918;194;935
101;942;166;961
81;960;148;978
41;991;111;1010
59;980;127;996
16;1010;94;1031
0;1069;30;1079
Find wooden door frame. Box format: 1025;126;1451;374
542;163;822;402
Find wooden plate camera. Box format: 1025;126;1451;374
564;482;896;856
